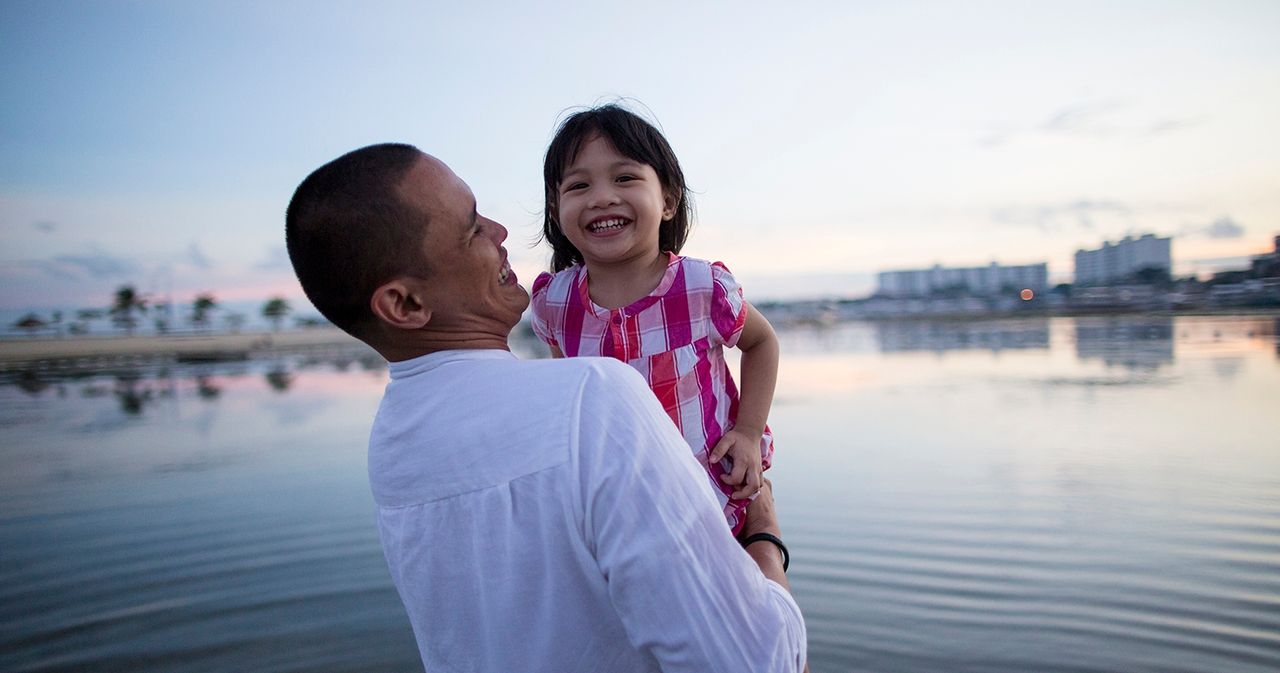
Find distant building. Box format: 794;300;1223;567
875;262;1048;298
1249;234;1280;278
1074;234;1171;286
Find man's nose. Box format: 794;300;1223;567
486;217;508;244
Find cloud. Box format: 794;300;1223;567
254;245;291;271
992;200;1133;232
980;100;1208;148
1041;99;1127;137
1182;216;1245;240
1147;116;1209;136
32;220;58;233
49;249;141;279
186;241;213;269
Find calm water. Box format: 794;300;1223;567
1;315;1278;672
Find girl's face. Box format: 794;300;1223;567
554;134;677;269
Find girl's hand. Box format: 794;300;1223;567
710;428;764;499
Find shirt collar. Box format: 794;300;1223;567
388;349;516;380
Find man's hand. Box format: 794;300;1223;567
709;427;764;499
741;477;781;540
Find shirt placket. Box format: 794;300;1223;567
608;309;627;360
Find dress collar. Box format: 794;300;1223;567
573;252;682;318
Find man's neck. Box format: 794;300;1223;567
374;326;512;363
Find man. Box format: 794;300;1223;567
286;143;807;672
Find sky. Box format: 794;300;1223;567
2;0;1278;318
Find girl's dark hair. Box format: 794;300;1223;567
541;104;693;272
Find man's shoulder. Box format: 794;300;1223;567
457;354;645;403
544;355;646;395
512;357;656;423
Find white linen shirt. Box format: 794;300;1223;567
369;349;806;673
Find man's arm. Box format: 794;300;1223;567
573;360;806;672
741;478;789;589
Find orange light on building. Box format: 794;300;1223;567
1020;288;1035;301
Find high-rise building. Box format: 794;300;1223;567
876;262;1048;298
1074;234;1171;286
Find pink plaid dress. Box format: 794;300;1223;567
530;254;774;534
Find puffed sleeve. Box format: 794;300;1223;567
709;261;749;348
529;271;558;348
572;360;807;672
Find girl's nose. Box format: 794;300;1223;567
587;185;619;209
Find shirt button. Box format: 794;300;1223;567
613;314;623;324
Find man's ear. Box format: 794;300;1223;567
370;278;432;329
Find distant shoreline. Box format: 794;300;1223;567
5;308;1278;371
0;328;368;370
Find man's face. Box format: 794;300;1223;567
396;154;529;333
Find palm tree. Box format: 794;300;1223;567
111;285;147;335
191;293;217;332
262;297;291;332
14;313;47;336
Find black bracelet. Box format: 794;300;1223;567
740;532;790;572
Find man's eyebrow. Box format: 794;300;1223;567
463;200;478;241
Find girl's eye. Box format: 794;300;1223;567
563;182;587;193
616;175;636;183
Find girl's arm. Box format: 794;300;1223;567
709;303;779;497
733;303;779;438
549;343;565;358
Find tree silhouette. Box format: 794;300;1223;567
262;297;291;332
265;367;294;392
191;293;218;331
13;313;47;335
111;285;147;335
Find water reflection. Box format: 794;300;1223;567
114;374;154;415
875;319;1050;353
1;315;1278;673
264;367;295;392
195;375;221;400
15;370;51;396
1074;316;1175;370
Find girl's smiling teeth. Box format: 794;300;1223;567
587;217;630;233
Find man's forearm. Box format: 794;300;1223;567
745;538;789;590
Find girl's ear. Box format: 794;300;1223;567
661;189;681;221
547;198;561;227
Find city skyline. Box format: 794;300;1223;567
3;1;1278;313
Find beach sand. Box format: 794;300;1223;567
0;328;368;369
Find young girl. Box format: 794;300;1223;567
529;104;780;536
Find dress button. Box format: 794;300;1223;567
613;314;623;324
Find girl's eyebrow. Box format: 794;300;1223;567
562;159;644;178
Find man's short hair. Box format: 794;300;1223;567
285;143;426;337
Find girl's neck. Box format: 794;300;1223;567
583;250;670;309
